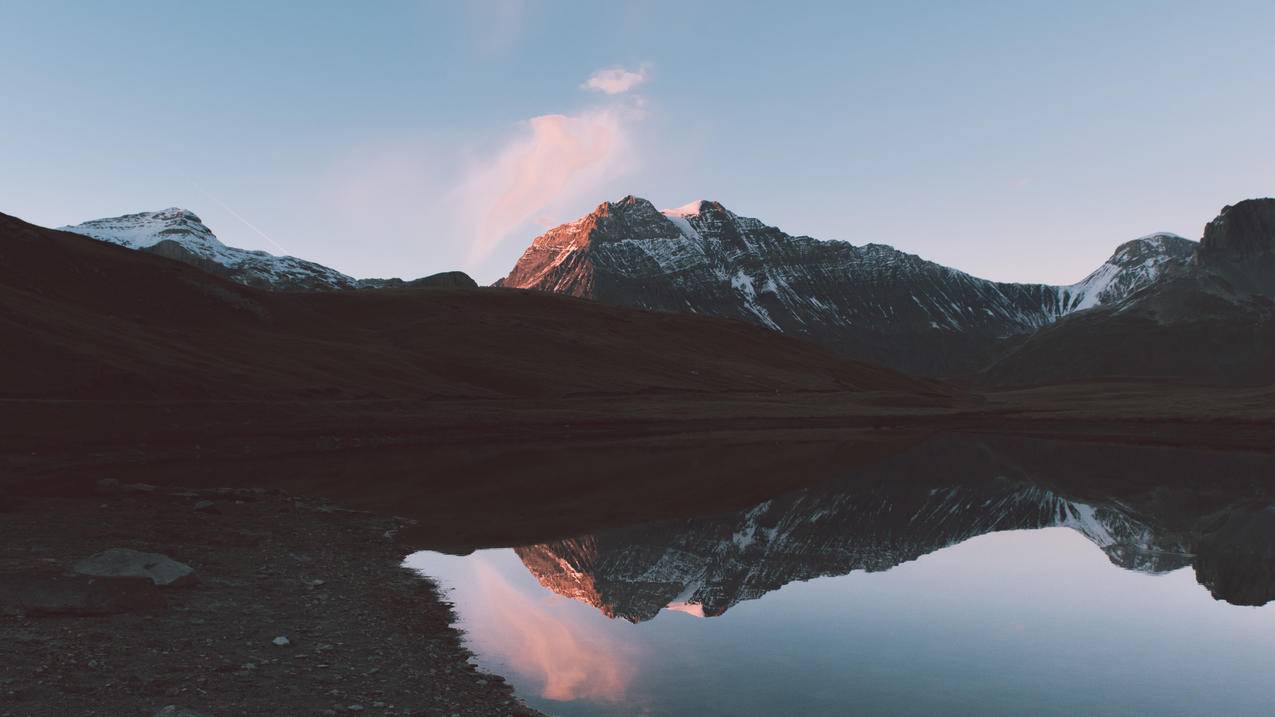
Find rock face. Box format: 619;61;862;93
73;549;197;588
983;199;1275;386
497;196;1193;376
1200;198;1275;261
60;209;359;291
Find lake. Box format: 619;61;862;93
406;436;1275;716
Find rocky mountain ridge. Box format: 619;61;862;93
497;196;1195;376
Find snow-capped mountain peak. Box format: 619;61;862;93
1059;232;1196;312
63;208;223;251
60;209;357;291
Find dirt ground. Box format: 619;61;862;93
0;482;546;717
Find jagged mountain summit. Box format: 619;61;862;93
59;208;476;292
497;196;1194;376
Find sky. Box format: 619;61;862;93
3;1;1274;285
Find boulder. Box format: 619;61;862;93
73;549;197;587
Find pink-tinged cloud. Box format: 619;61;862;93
466;560;635;702
458;109;633;263
582;65;650;95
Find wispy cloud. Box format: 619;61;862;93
582;65;650;95
457;108;636;263
327;69;652;278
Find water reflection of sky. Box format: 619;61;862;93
407;528;1275;717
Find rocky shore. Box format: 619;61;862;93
0;482;545;717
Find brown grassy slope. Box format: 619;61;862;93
0;211;945;402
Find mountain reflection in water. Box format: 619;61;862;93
408;435;1275;716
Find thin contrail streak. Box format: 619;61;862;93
195;185;292;255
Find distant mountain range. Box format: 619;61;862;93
498;196;1275;383
3;209;928;401
54;196;1275;385
60;208;475;292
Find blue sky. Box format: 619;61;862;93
4;1;1273;284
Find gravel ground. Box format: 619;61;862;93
0;482;546;717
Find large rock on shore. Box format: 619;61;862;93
73;549;197;587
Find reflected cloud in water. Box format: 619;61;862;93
414;552;639;703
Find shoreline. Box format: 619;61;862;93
0;482;547;717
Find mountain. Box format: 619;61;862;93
1;210;938;400
497;196;1194;376
514;434;1275;620
60;208;476;292
983;199;1275;386
60;208;359;291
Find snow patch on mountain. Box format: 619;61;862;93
665;200;709;217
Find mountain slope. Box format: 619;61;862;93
983;199;1275;386
1;210;940;400
497;196;1193;376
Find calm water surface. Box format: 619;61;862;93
405;437;1275;716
